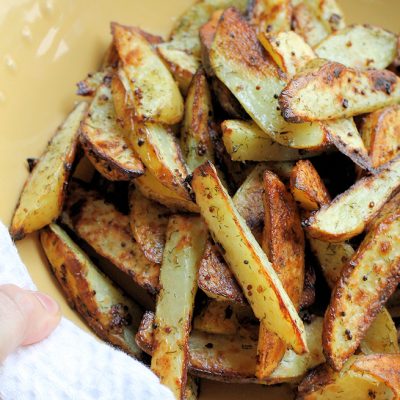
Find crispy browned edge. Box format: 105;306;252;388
136;310;258;383
40;225;143;359
200;10;222;77
76;72;109;97
297;363;336;399
181;67;215;163
263;170;305;307
279;61;400;123
304;155;400;242
79;132;144;181
199;9;247;118
198;240;246;304
110;22;164;46
129;189;169;265
325;128;372;173
360;104;400;169
290;160;331;210
256;170;305;377
77;27;162;96
351;354;400;397
300;264;316;310
322;194;400;370
136;310;154;354
65;183;160;295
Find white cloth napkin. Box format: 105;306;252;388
0;222;174;400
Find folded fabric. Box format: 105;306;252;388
0;221;174;400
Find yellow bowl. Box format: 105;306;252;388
0;1;398;398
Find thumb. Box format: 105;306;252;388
0;284;61;362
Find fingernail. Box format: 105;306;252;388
33;292;60;315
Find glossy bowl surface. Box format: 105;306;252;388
0;1;398;398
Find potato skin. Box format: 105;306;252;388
199;10;247;119
129;189;169;265
40;224;143;359
262;170;305;308
10;102;87;240
64;183;160;295
305;156;400;242
137;311;324;385
360;104;400;169
279;60;400;123
323;192;400;370
210;8;327;149
198;241;246;304
256;170;305;379
192;161;307;354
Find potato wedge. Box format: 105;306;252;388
192;161;307;354
222;120;319;162
351;354;400;399
210;8;327;149
258;31;315;79
63;183;160;295
10;102;87;240
262;171;305;308
315;25;398;70
199;9;223;77
290;160;398;359
258;33;370;170
290;160;331;212
134;170;199;213
181;69;215;171
112;23;184;124
131;122;190;200
156;43;199;95
323;192;400;370
300;0;345;30
169;0;248;58
137;312;324;384
248;0;292;34
279;59;400;123
289;159;354;287
80;83;144;181
193;300;243;335
40;223;143;358
198;240;246;304
199;10;247;119
111;71;197;211
298;357;394;400
256;171;305;379
129;189;170;265
198;161;297;304
232;163;267;237
292;3;330;47
324;118;371;171
198;162;295;304
151;215;207;399
360;308;399;356
290;160;399;358
305;156;400;242
360;105;400;169
309;239;354;287
77;71;110;97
